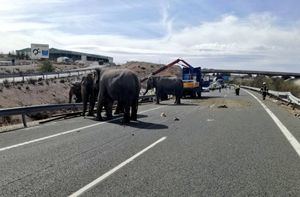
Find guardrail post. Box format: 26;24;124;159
58;73;59;78
292;103;296;110
21;114;27;127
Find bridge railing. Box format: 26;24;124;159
241;86;300;107
0;95;155;128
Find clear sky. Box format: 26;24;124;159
1;0;300;72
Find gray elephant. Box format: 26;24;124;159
81;70;99;116
144;76;183;104
69;82;82;103
96;68;140;123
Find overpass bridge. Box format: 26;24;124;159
202;68;300;78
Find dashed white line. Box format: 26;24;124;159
0;106;164;152
243;89;300;157
69;136;167;197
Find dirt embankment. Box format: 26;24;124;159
0;77;82;126
0;78;76;108
120;61;181;88
0;61;179;108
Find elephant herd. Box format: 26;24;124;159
69;68;184;123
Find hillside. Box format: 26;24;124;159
121;61;181;78
0;61;181;125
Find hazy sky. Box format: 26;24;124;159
1;0;300;71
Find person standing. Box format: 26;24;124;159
235;84;240;96
261;82;268;100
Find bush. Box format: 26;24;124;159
27;78;37;85
1;116;12;124
3;80;10;88
39;60;54;72
60;79;65;83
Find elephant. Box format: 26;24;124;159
69;82;82;103
81;70;99;116
96;68;140;123
144;76;183;104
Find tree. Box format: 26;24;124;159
39;60;55;72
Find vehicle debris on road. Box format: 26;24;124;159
161;112;167;117
217;104;228;108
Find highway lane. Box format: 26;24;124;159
0;89;299;196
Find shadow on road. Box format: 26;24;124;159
108;118;168;130
88;114;168;130
156;103;198;106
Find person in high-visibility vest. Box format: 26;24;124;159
261;82;268;100
235;84;240;96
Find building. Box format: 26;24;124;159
16;48;113;63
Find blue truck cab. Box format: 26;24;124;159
182;67;202;98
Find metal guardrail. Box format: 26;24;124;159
0;69;95;84
241;86;300;106
0;95;155;128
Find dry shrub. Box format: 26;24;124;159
27;78;37;85
38;81;44;86
3;80;10;88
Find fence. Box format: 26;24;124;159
241;85;300;107
0;95;155;128
0;68;95;83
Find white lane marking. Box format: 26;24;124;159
0;107;163;152
69;136;167;197
243;89;300;157
209;104;215;108
207;119;215;122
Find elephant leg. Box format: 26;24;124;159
130;99;138;121
96;93;104;121
176;96;181;105
82;94;88;116
123;104;131;123
88;92;95;116
69;90;73;103
105;100;113;120
156;92;160;104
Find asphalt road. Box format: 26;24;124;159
0;88;299;196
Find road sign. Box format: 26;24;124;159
31;44;49;59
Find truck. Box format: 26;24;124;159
141;58;203;98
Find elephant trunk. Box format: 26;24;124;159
143;88;149;96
